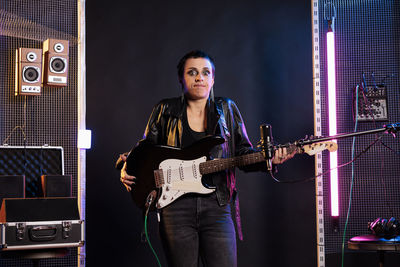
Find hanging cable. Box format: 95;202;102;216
341;85;359;267
380;140;400;156
2;96;27;145
268;134;381;184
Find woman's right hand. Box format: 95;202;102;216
119;154;136;192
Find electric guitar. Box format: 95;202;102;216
125;135;337;210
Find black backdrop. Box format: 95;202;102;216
86;1;316;266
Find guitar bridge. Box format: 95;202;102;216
154;169;164;188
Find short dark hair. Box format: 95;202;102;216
177;50;215;81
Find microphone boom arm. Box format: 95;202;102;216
296;123;399;146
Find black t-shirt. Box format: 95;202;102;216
181;108;217;188
182;108;207;148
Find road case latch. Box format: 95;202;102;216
62;221;72;239
16;222;26;240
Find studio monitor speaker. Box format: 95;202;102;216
41;175;72;197
42;39;69;87
15;48;42;96
0;175;25;204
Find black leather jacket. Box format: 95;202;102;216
142;96;266;206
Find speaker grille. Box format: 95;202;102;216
41;175;72;197
0;175;25;204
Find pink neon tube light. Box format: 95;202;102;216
327;31;339;217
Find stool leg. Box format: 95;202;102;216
378;251;384;267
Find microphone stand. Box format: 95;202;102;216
294;123;399;147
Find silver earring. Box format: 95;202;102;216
181;91;185;103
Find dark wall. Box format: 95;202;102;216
86;1;315;266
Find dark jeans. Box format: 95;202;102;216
159;192;237;267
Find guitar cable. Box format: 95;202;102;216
143;191;162;267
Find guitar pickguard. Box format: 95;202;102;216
156;156;214;209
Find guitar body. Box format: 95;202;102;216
126;135;225;210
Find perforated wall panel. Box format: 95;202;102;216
0;1;79;266
317;0;400;254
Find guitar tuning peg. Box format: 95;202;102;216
303;135;316;141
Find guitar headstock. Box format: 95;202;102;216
302;141;338;155
275;136;338;156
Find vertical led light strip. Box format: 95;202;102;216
78;0;87;266
327;30;339;217
312;0;325;266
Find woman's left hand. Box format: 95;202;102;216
272;147;296;164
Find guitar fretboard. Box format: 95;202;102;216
199;145;299;175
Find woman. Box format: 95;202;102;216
119;50;293;267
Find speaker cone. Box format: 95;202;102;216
23;67;39;82
51;57;66;72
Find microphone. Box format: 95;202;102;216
384;123;400;134
260;124;274;171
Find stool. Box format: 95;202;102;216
348;234;400;267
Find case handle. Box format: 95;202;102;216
29;225;57;242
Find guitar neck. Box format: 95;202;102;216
199;144;299;175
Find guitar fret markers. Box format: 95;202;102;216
199;152;266;175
